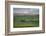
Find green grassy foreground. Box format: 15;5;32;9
13;15;39;28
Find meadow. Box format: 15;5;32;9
13;15;39;28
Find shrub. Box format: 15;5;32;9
21;20;25;22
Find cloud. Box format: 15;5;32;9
13;8;39;15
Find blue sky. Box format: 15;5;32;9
13;8;39;15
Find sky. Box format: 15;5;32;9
13;8;39;15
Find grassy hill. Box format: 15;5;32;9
13;15;39;28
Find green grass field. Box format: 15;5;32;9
13;15;39;28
